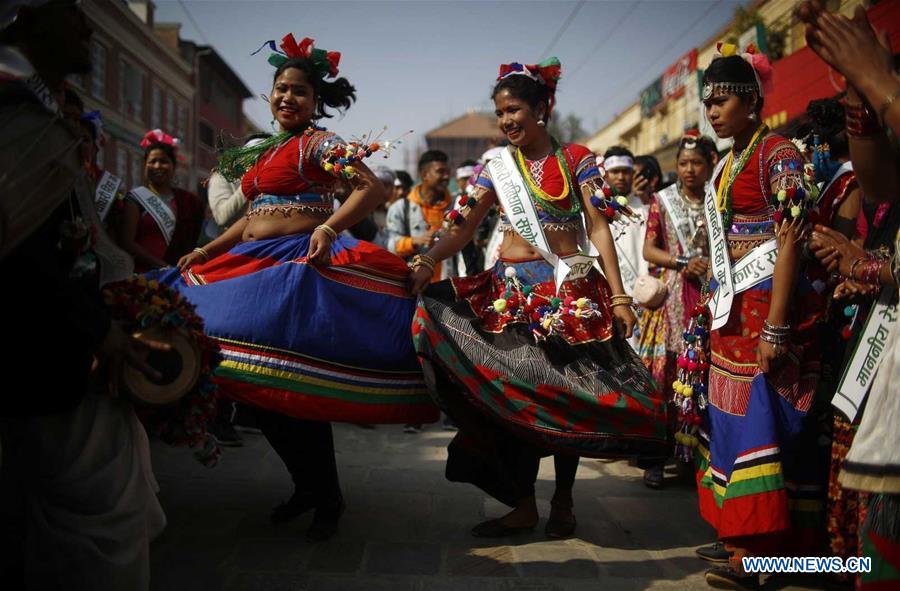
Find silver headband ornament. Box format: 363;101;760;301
702;81;759;101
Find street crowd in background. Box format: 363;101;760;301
1;1;900;590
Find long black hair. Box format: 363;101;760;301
273;57;356;119
491;75;554;122
702;55;764;116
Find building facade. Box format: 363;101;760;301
424;111;504;169
586;0;896;171
71;0;196;189
166;33;253;185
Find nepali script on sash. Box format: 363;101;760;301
704;159;777;330
612;225;640;295
833;288;899;422
705;157;735;330
73;174;133;286
94;171;122;221
129;186;176;245
487;148;597;291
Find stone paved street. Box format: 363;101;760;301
149;424;824;591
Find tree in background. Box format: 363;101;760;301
549;112;587;144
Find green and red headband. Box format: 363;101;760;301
254;33;341;79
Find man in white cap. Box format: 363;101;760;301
1;3;165;589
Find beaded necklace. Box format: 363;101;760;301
515;138;581;217
715;124;767;228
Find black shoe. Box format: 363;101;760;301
704;566;760;590
305;498;345;542
544;504;577;539
643;464;664;489
696;542;733;563
209;422;243;447
270;493;317;524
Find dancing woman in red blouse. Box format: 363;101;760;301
154;35;436;541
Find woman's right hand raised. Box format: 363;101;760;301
407;266;433;296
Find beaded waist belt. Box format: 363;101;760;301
247;193;333;219
497;220;581;234
727;213;775;250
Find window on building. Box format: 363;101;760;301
166;94;175;134
151;85;162;129
116;145;128;186
96;143;105;170
119;58;144;121
198;121;215;149
131;148;143;188
90;40;106;100
176;103;188;144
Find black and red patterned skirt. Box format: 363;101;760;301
412;256;668;503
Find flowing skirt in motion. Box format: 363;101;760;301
413;257;668;505
152;232;438;425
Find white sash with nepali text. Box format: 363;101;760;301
833;288;899;422
487;148;597;291
704;158;778;329
129;186;176;245
94;171;122;221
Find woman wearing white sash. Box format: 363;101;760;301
116;130;203;272
635;133;715;489
408;57;667;540
693;46;835;588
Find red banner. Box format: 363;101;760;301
661;48;698;100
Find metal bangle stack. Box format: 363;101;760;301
610;294;633;308
409;254;436;273
760;320;791;345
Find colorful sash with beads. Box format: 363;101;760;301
704;158;777;330
833;287;899;422
129;186;176;245
487;147;597;290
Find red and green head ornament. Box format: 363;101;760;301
254;33;341;79
496;56;562;114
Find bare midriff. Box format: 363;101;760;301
729;245;756;262
242;210;331;242
498;227;581;260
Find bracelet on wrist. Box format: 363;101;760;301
192;246;210;261
675;255;690;271
848;257;866;281
610;294;633;308
315;224;338;242
408;254;436;273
